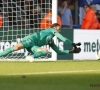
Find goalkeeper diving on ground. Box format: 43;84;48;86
0;23;81;58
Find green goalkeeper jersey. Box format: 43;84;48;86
23;28;72;46
22;28;72;54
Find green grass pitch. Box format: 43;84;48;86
0;60;100;90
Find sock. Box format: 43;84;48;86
33;51;47;58
0;47;14;57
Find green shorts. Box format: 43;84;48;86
20;38;35;48
26;46;40;53
20;38;40;53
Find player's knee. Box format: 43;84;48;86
14;46;19;51
38;48;48;54
14;43;23;51
42;48;48;54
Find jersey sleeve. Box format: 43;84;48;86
51;28;59;34
51;28;72;44
55;32;72;44
49;43;69;55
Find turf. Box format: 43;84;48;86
0;60;100;90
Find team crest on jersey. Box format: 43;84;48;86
46;36;53;45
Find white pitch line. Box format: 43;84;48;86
0;70;100;76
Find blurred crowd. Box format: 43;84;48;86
0;0;100;29
0;0;52;28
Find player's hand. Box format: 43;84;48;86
69;47;81;53
72;42;81;53
72;42;81;48
74;47;81;53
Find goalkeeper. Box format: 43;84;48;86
0;23;81;58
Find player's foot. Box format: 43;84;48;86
69;47;81;53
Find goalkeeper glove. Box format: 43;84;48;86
72;42;81;48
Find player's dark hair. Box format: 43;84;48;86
51;23;60;28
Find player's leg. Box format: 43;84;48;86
31;46;48;58
0;43;23;57
0;37;35;57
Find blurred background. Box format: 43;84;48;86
0;0;100;29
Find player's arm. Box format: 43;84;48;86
52;30;81;47
49;43;69;55
54;32;72;44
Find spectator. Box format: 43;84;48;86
96;11;100;25
90;5;97;13
0;0;2;8
58;0;73;28
81;4;100;29
0;13;2;28
90;4;100;28
8;0;28;27
15;0;25;10
40;9;62;28
27;0;44;28
37;0;51;13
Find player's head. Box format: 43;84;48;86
83;4;90;12
51;23;61;32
